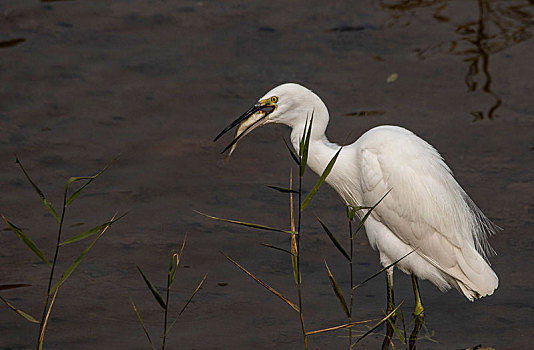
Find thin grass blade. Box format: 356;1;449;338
0;284;31;291
15;157;59;222
130;298;155;350
283;137;300;165
387;314;406;345
170;235;187;286
178;273;207;316
137;266;166;310
65;156;118;207
355;303;402;344
301;147;341;212
317;217;350;261
49;220;113;294
0;295;39;323
195;211;296;235
306;319;373;336
166;273;207;333
60;212;127;245
168;251;179;286
325;260;350;318
267;185;299;194
352;189;391;238
38;288;58;350
2;216;50;266
398;308;408;344
222;252;299;312
353;250;415;290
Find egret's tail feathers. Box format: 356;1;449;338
451;260;499;301
456;274;498;301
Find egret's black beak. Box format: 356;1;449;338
214;103;275;154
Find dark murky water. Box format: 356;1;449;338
1;0;533;349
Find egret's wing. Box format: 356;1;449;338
357;127;495;275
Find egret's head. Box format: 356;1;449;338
215;83;324;156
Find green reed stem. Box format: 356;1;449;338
162;276;170;350
296;174;308;350
349;218;354;348
37;189;67;349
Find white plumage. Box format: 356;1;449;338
216;83;498;301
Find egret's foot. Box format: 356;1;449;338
408;309;425;350
413;302;425;319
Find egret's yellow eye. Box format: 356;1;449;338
270;96;278;103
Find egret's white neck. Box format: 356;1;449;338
289;117;341;177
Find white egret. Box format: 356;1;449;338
214;83;498;314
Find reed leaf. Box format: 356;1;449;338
324;260;350;318
65;156;118;207
346;205;372;221
137;266;166;310
261;243;292;255
60;212;127;245
300;147;341;212
267;185;299;194
169;236;186;286
178;273;207;316
355;303;402;344
49;220;113;294
347;206;358;221
353;250;415;290
170;235;187;286
38;288;58;350
352;189;391;238
299;115;313;177
2;216;50;266
306;319;373;335
130;299;155;350
168;252;179;286
195;211;296;235
283;137;300;165
317;217;350;261
0;295;39;323
166;274;208;334
0;284;31;291
15;157;59;222
222;252;299;312
387;313;406;345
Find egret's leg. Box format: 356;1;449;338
411;274;424;318
381;267;396;350
386;267;395;313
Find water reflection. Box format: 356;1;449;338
380;0;534;121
